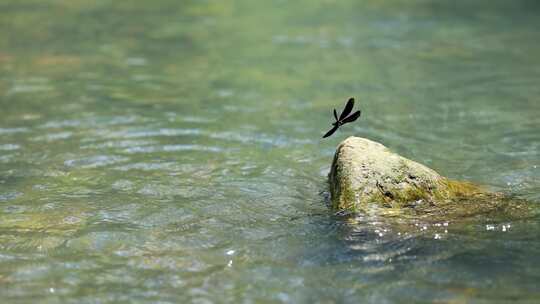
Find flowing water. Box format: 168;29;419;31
1;1;540;303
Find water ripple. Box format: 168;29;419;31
64;155;129;169
96;128;201;139
114;162;183;171
80;139;156;150
0;191;23;202
32;132;73;142
123;144;224;154
40;115;139;129
0;144;20;151
0;127;28;135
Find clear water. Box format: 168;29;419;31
1;1;540;303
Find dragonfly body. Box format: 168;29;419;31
323;97;361;138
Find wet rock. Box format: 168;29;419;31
328;137;506;216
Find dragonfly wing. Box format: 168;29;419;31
341;110;361;124
322;125;339;138
339;98;355;121
333;109;338;121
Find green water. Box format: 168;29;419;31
1;0;540;302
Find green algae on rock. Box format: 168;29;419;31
328;137;529;218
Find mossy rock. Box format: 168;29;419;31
329;137;533;219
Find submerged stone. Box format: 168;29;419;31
328;137;532;219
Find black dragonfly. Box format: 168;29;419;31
322;97;361;138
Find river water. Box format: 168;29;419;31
1;1;540;303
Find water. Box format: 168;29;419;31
1;0;540;302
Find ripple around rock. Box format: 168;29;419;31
64;155;129;169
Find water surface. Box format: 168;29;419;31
1;0;540;303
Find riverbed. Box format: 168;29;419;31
1;1;540;302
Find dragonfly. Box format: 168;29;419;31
322;97;361;138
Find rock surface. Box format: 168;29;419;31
328;137;495;215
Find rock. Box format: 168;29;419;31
328;137;502;215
